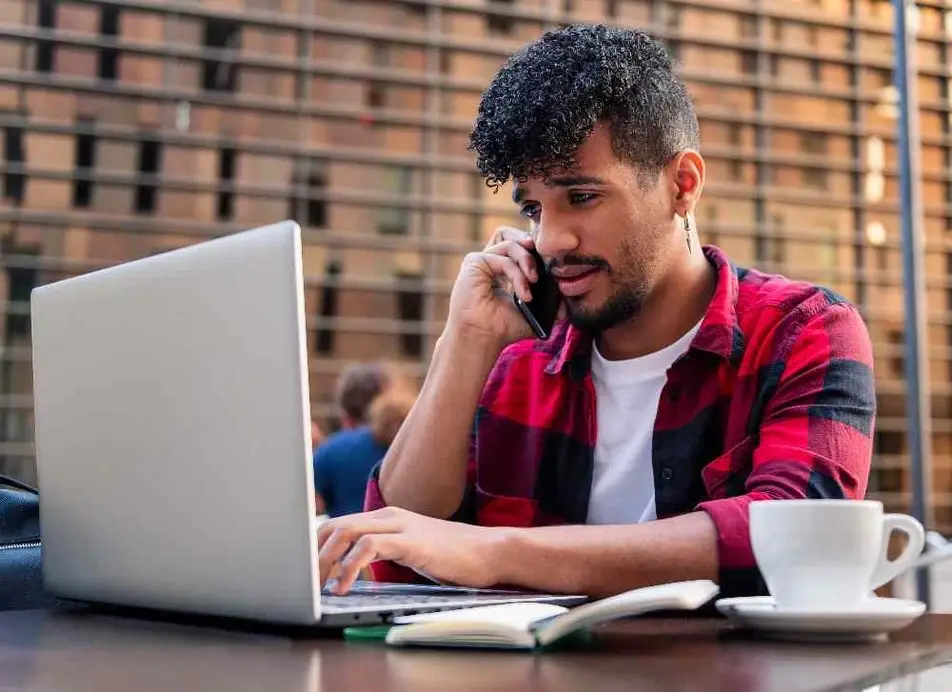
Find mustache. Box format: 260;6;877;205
546;255;610;272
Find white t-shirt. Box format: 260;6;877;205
586;321;703;525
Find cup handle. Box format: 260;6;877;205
870;514;926;591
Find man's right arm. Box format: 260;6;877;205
364;225;540;519
371;329;503;518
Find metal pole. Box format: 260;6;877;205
893;0;933;607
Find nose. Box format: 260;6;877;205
534;214;580;265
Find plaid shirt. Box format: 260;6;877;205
366;245;876;598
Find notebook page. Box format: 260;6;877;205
393;602;569;630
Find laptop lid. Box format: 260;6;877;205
31;221;323;625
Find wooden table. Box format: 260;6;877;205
2;608;952;691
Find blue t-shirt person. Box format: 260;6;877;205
313;427;388;518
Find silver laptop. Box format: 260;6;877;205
29;220;585;626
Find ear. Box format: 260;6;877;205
666;150;705;218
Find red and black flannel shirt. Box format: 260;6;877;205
365;245;877;598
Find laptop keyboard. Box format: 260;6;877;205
322;592;491;608
321;580;584;612
320;581;567;611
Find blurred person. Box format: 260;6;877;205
310;420;326;451
335;362;392;430
317;26;875;599
313;364;414;518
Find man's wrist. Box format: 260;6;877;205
483;526;527;587
436;325;507;372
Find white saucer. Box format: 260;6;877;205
715;596;926;643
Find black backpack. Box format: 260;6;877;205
0;476;59;610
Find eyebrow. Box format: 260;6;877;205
512;175;607;203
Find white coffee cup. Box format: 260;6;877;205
749;499;925;610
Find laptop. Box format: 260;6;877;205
29;220;586;627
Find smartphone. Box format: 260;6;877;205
513;247;562;340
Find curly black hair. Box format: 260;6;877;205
468;24;700;189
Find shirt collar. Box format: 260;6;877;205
544;245;744;377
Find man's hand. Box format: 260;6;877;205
317;507;505;594
446;226;540;347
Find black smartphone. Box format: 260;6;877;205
513;247;562;340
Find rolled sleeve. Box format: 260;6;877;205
363;462;389;513
363;463;422;584
698;302;876;597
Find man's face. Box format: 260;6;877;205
512;123;676;333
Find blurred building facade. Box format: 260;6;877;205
0;0;950;527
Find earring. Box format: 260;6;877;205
684;214;693;254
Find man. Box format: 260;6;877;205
313;362;392;516
310;420;326;451
317;25;876;599
334;362;393;432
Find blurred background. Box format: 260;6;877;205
0;0;945;532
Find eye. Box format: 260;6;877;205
569;192;597;206
519;203;541;221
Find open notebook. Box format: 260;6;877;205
384;579;719;650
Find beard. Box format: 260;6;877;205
553;235;657;334
565;277;650;333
